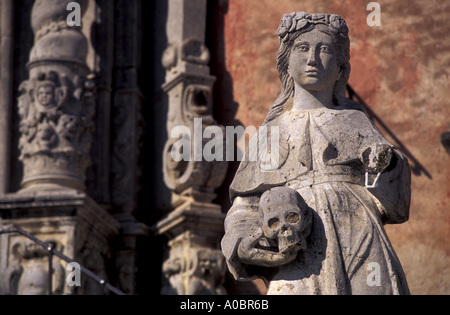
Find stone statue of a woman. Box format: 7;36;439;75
221;12;411;295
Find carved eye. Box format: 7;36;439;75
286;212;300;224
268;218;280;230
320;45;332;53
295;44;309;52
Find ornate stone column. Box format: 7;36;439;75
156;0;228;295
0;0;119;295
18;0;94;192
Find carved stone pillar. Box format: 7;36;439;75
157;0;228;295
0;0;119;295
18;0;94;192
108;0;149;295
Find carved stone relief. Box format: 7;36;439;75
162;78;228;203
161;233;226;295
5;239;65;295
18;71;95;191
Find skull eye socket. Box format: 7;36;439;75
268;218;280;230
286;212;300;224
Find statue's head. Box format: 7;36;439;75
264;13;351;124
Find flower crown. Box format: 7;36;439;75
277;12;349;43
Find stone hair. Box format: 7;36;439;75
263;12;351;125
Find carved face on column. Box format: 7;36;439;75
34;79;67;114
37;84;56;108
8;240;65;295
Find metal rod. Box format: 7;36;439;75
48;243;53;296
0;227;126;295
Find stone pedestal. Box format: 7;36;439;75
0;188;119;295
114;213;150;295
156;201;226;295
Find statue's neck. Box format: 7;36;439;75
292;84;334;111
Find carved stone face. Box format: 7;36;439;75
259;187;311;253
288;28;342;92
37;84;56;108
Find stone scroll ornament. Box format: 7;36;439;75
17;0;94;192
221;12;412;295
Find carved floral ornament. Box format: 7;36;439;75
277;12;349;42
17;68;95;190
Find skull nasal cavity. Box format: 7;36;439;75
268;218;280;230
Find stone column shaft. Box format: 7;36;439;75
157;0;228;296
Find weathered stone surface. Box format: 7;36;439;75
222;12;411;295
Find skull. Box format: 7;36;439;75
259;187;312;253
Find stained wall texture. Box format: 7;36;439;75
214;0;450;294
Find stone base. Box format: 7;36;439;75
0;188;120;295
155;200;227;295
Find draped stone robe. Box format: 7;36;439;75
222;104;411;295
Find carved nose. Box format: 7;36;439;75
307;51;317;66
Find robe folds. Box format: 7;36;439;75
222;105;411;295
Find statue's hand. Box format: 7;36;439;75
362;144;394;174
237;228;299;267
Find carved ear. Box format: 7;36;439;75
55;87;68;107
186;250;199;277
336;66;343;82
18;81;29;94
29;87;35;102
11;242;24;259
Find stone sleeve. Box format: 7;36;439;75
221;196;266;281
367;149;411;225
